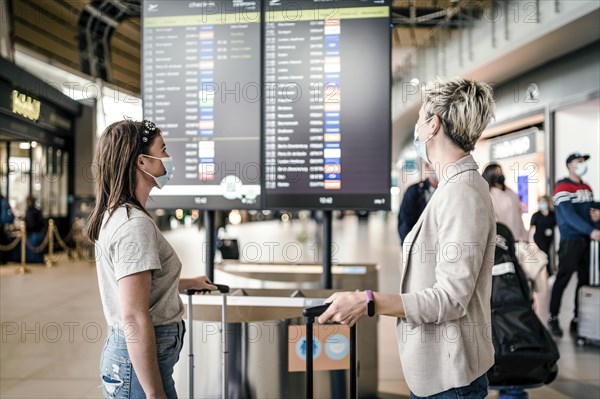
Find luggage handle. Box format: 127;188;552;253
303;302;357;399
185;283;230;399
303;303;331;322
185;283;230;295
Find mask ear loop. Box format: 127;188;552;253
420;116;436;144
424;114;444;144
416;116;434;132
139;154;167;177
137;153;149;176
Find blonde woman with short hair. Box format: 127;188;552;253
319;78;497;398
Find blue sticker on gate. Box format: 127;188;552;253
296;336;322;361
325;334;349;361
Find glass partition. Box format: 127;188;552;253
1;140;69;219
8;141;30;217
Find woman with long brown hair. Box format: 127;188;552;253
88;119;216;399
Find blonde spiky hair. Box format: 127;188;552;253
423;77;495;152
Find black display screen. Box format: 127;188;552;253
262;0;391;210
143;1;262;209
142;0;391;211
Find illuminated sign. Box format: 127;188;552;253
490;129;537;161
12;89;41;121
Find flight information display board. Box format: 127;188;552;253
263;0;391;210
142;1;261;209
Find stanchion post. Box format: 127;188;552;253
17;221;30;274
45;219;55;268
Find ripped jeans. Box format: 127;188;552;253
99;320;185;399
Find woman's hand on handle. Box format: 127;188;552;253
179;276;218;293
317;291;366;327
317;291;407;326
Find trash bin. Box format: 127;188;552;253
173;288;378;398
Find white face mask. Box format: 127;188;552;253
575;162;588;177
413;117;434;163
141;155;174;189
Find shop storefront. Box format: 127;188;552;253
0;57;81;236
472;125;547;230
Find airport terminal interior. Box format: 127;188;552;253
0;0;599;398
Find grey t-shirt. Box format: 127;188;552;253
95;206;184;327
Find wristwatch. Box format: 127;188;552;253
365;290;375;317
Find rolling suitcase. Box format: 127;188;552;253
303;303;357;399
577;241;600;346
185;284;230;398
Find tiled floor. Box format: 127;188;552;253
1;214;599;398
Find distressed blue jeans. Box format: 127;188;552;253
100;320;185;399
410;374;489;399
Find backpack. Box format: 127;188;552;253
0;198;14;225
487;223;559;386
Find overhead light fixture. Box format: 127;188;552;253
19;142;31;150
229;210;242;225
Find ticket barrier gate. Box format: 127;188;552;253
173;288;378;398
214;262;378;292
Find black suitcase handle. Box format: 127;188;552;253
303;303;331;321
185;283;230;295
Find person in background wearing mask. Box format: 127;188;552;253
529;195;557;276
397;162;438;244
548;152;600;337
87;120;217;399
318;78;497;399
483;163;528;242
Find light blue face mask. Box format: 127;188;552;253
413;116;434;163
141;155;173;189
575;162;588;177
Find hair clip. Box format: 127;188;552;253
141;119;157;143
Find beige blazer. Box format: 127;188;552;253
397;155;497;397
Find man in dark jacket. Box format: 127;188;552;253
548;153;600;337
397;164;438;243
25;196;44;233
24;196;46;263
